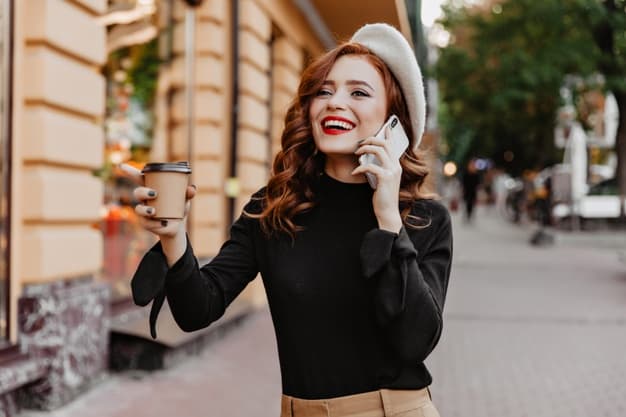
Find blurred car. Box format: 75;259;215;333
552;178;625;222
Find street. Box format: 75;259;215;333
22;207;626;417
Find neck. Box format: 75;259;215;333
324;154;367;184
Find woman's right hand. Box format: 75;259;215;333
118;163;197;239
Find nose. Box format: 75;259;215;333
326;90;347;110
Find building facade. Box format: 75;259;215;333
0;0;421;414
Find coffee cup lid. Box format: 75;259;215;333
141;161;191;174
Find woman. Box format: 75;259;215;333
127;23;452;417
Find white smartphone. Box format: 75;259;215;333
358;114;409;189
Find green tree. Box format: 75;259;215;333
435;0;597;175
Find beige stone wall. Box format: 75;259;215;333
270;37;302;158
233;0;272;308
230;0;321;308
234;0;271;216
170;0;231;257
256;0;325;57
3;0;407;341
18;0;106;290
9;0;322;325
166;0;322;257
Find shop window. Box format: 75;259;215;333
0;0;11;343
96;0;169;302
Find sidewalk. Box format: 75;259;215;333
19;207;626;417
505;203;624;250
21;309;282;417
553;225;626;258
428;207;626;417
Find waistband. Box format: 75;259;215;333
280;387;432;417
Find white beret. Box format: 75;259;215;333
351;23;426;147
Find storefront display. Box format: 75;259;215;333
97;1;162;301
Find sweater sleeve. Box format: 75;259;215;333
360;204;453;364
131;194;262;339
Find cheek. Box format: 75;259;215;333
375;101;388;120
309;99;323;121
309;102;326;139
361;104;387;131
309;102;322;143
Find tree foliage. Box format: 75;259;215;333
435;0;599;175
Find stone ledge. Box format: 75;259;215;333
0;347;47;417
0;350;47;396
109;297;256;371
18;278;110;411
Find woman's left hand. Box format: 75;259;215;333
352;126;403;233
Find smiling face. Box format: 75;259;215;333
309;55;388;157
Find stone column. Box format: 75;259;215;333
17;280;110;410
171;0;230;256
15;0;109;410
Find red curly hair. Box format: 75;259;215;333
245;43;433;238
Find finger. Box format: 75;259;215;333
157;219;181;234
359;137;392;159
352;162;388;178
139;217;184;236
135;203;156;218
355;144;392;167
185;184;197;200
358;137;387;148
117;163;143;184
134;186;158;201
138;216;170;233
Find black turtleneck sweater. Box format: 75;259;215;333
131;173;453;400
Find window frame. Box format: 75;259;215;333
0;0;14;344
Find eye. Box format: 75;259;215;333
352;89;370;97
316;88;332;97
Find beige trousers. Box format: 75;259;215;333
280;387;441;417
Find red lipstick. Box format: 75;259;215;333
321;116;355;135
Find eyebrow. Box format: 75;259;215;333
321;80;375;91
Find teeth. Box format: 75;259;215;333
324;120;353;130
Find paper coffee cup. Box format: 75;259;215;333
141;162;192;219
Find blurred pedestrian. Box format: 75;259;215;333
442;175;462;213
534;171;553;227
529;168;555;246
462;159;480;221
491;168;511;215
124;23;452;417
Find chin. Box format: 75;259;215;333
320;148;356;158
316;142;348;154
316;139;356;155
